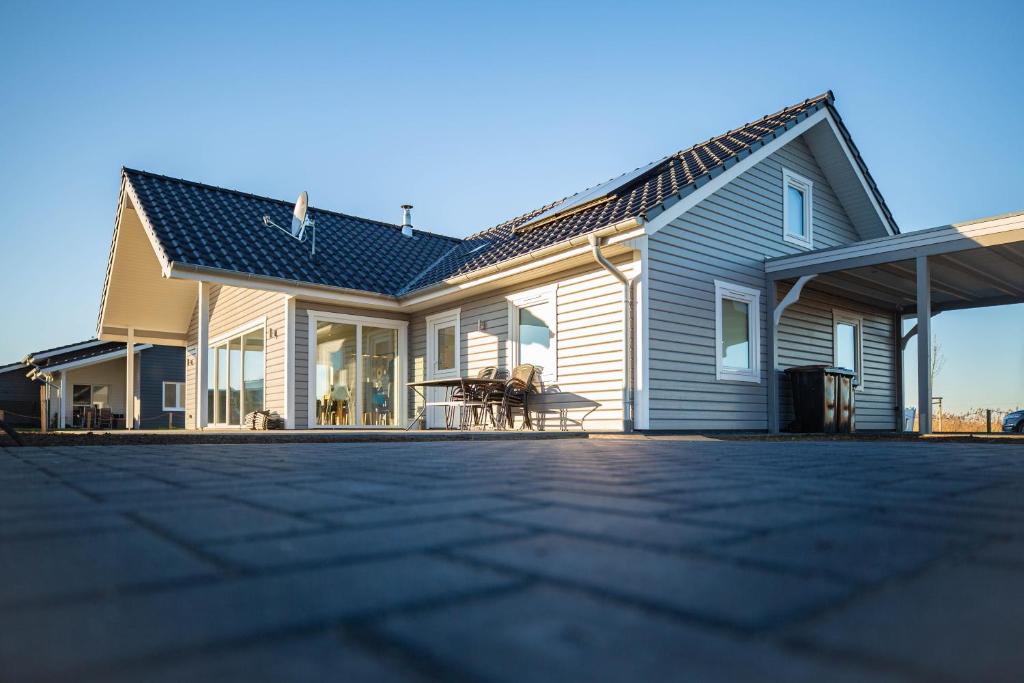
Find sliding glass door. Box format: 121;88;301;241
311;313;405;428
207;326;265;427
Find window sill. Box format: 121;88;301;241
782;233;813;250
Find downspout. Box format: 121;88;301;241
588;233;635;433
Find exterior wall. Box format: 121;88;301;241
62;357;133;425
139;345;186;428
647;134;897;430
0;368;40;427
408;257;635;432
293;302;410;428
776;283;897;430
184;284;286;429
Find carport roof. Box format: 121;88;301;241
766;211;1024;313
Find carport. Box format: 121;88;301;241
765;211;1024;434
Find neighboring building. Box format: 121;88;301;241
94;91;1024;433
1;340;186;429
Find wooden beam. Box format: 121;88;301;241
931;254;1024;299
885;261;972;301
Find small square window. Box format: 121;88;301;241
715;280;761;383
782;169;813;248
163;381;185;411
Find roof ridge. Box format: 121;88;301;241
121;168;463;244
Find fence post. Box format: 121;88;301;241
168;412;172;430
986;409;992;434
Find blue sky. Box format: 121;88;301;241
0;1;1020;411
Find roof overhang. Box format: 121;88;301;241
28;344;153;379
766;211;1024;314
644;107;897;240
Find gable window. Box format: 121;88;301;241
508;285;557;384
162;381;185;411
714;280;761;382
833;310;864;387
782;169;813;248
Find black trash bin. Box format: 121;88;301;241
785;365;856;433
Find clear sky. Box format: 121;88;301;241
0;1;1020;411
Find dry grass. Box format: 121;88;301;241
921;407;1021;433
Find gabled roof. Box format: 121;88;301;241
22;339;156;375
124;169;461;296
119;91;896;299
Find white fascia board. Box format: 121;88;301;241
0;362;26;375
27;339;107;363
38;345;154;375
644;109;828;236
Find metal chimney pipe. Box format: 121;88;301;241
401;204;414;237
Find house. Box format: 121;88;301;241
95;91;1024;434
0;339;186;429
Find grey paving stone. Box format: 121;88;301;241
512;490;683;515
377;585;899;683
135;502;321;543
791;562;1024;682
0;527;216;605
314;495;536;527
670;500;857;531
454;533;850;629
0;510;130;540
485;505;746;550
93;631;428;683
225;487;373;514
208;517;531;569
0;554;515;681
710;519;972;583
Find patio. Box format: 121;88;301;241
1;439;1022;681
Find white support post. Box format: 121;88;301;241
916;256;932;435
284;295;296;429
58;371;67;429
196;282;210;429
766;277;780;433
125;327;135;430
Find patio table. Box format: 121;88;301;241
406;377;505;431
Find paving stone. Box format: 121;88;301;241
485;505;746;550
314;495;537;527
377;585;899;683
225;487;373;514
0;510;130;540
135;502;321;543
208;517;531;569
670;500;856;531
455;533;850;629
791;563;1024;682
513;490;683;515
93;632;428;683
710;519;972;583
0;527;216;605
0;554;515;681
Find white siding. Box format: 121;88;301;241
409;257;635;432
648;134;897;430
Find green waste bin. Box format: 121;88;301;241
785;365;856;433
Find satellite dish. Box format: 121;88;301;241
291;191;309;238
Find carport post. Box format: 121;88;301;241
916;256;932;434
196;282;210;429
125;327;135;430
766;277;780;433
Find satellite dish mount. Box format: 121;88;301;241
262;190;316;257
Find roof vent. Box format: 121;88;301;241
401;204;414;237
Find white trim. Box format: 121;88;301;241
284;296;296;429
58;371;67;429
35;345;154;375
631;238;650;430
506;283;558;384
832;309;865;389
162;381;186;411
644;109;828;236
209;316;268;347
714;280;761;383
196;282;210;429
306;310;408;429
28;340;106;364
822;110;897;237
782;168;814;249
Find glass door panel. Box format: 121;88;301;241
362;326;397;427
315;322;357;426
216;344;228;424
228;337;242;424
243;330;265;415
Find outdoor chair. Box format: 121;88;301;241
450;366;498;429
97;407;113;429
493;364;537;430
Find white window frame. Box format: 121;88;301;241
714;280;761;383
507;284;558;384
162;381;185;411
832;309;864;389
207;319;267;428
306;310;408;429
782;168;814;249
425;309;461;379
